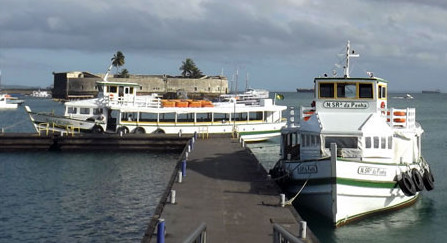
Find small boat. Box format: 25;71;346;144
0;94;19;109
392;93;414;99
25;64;287;141
30;90;51;98
270;41;434;227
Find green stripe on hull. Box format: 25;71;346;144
291;177;397;189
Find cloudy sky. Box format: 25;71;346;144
1;0;446;92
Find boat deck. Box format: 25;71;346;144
143;137;318;242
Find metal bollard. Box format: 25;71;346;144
157;218;165;243
299;221;307;239
181;160;187;177
178;171;183;183
185;152;189;160
170;190;176;204
280;194;285;207
188;145;191;153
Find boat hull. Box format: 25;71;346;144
277;158;422;226
27;112;99;133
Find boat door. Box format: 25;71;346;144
106;109;119;132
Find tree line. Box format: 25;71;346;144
111;51;203;79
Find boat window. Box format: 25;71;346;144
373;136;379;148
249;111;263;121
359;83;373;98
108;86;117;93
319;83;335;98
80;108;90;115
196;113;212;122
365;137;371;148
213;113;229;123
67;107;77;114
93;108;103;115
160;113;175;122
388;136;392;149
177;113;194;123
139;112;158;122
337;83;356;98
325;136;358;148
233;112;248;121
379;85;387;99
381;137;386;149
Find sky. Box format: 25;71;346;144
1;0;447;92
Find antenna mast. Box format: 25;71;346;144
344;40;359;78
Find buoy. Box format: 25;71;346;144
411;169;424;192
422;169;435;191
398;172;416;196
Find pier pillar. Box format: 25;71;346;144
170;190;176;204
181;160;187;177
157;219;165;243
299;221;307;239
280;194;285;207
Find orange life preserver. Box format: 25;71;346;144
393;118;406;123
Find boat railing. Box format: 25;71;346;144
300;106;315;122
182;222;207;243
106;95;161;108
386;108;416;129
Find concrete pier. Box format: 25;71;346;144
0;133;190;152
143;137;318;242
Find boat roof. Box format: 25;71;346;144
314;76;388;83
96;81;141;87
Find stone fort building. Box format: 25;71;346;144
52;71;229;100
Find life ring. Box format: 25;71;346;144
422;169;435;191
397;172;416;196
411;169;424;192
393;111;406;116
393;118;406;123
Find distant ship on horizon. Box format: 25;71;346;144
422;89;441;94
296;88;314;93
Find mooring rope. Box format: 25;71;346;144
285;176;310;206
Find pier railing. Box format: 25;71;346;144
182;222;207;243
273;223;304;243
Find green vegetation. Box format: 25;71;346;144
180;58;203;78
111;51;125;74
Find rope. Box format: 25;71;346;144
284;175;310;206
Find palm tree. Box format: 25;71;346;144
111;51;125;74
180;58;203;78
118;68;130;78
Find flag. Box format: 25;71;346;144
275;93;284;100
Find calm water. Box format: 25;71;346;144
1;93;446;242
250;92;447;243
0;97;178;242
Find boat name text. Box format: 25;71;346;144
298;165;318;174
323;101;369;109
357;166;386;176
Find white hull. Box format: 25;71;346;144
0;103;18;109
281;158;422;226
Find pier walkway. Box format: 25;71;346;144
144;137;318;242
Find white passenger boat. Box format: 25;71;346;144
0;94;18;109
25;66;286;142
270;41;434;226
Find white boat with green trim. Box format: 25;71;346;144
270;41;434;226
25;65;286;142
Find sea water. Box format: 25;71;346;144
1;93;446;242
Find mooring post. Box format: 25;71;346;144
188;145;191;153
299;221;307;239
181;159;187;177
280;194;285;207
178;129;182;137
177;171;182;183
170;190;176;204
157;218;165;243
